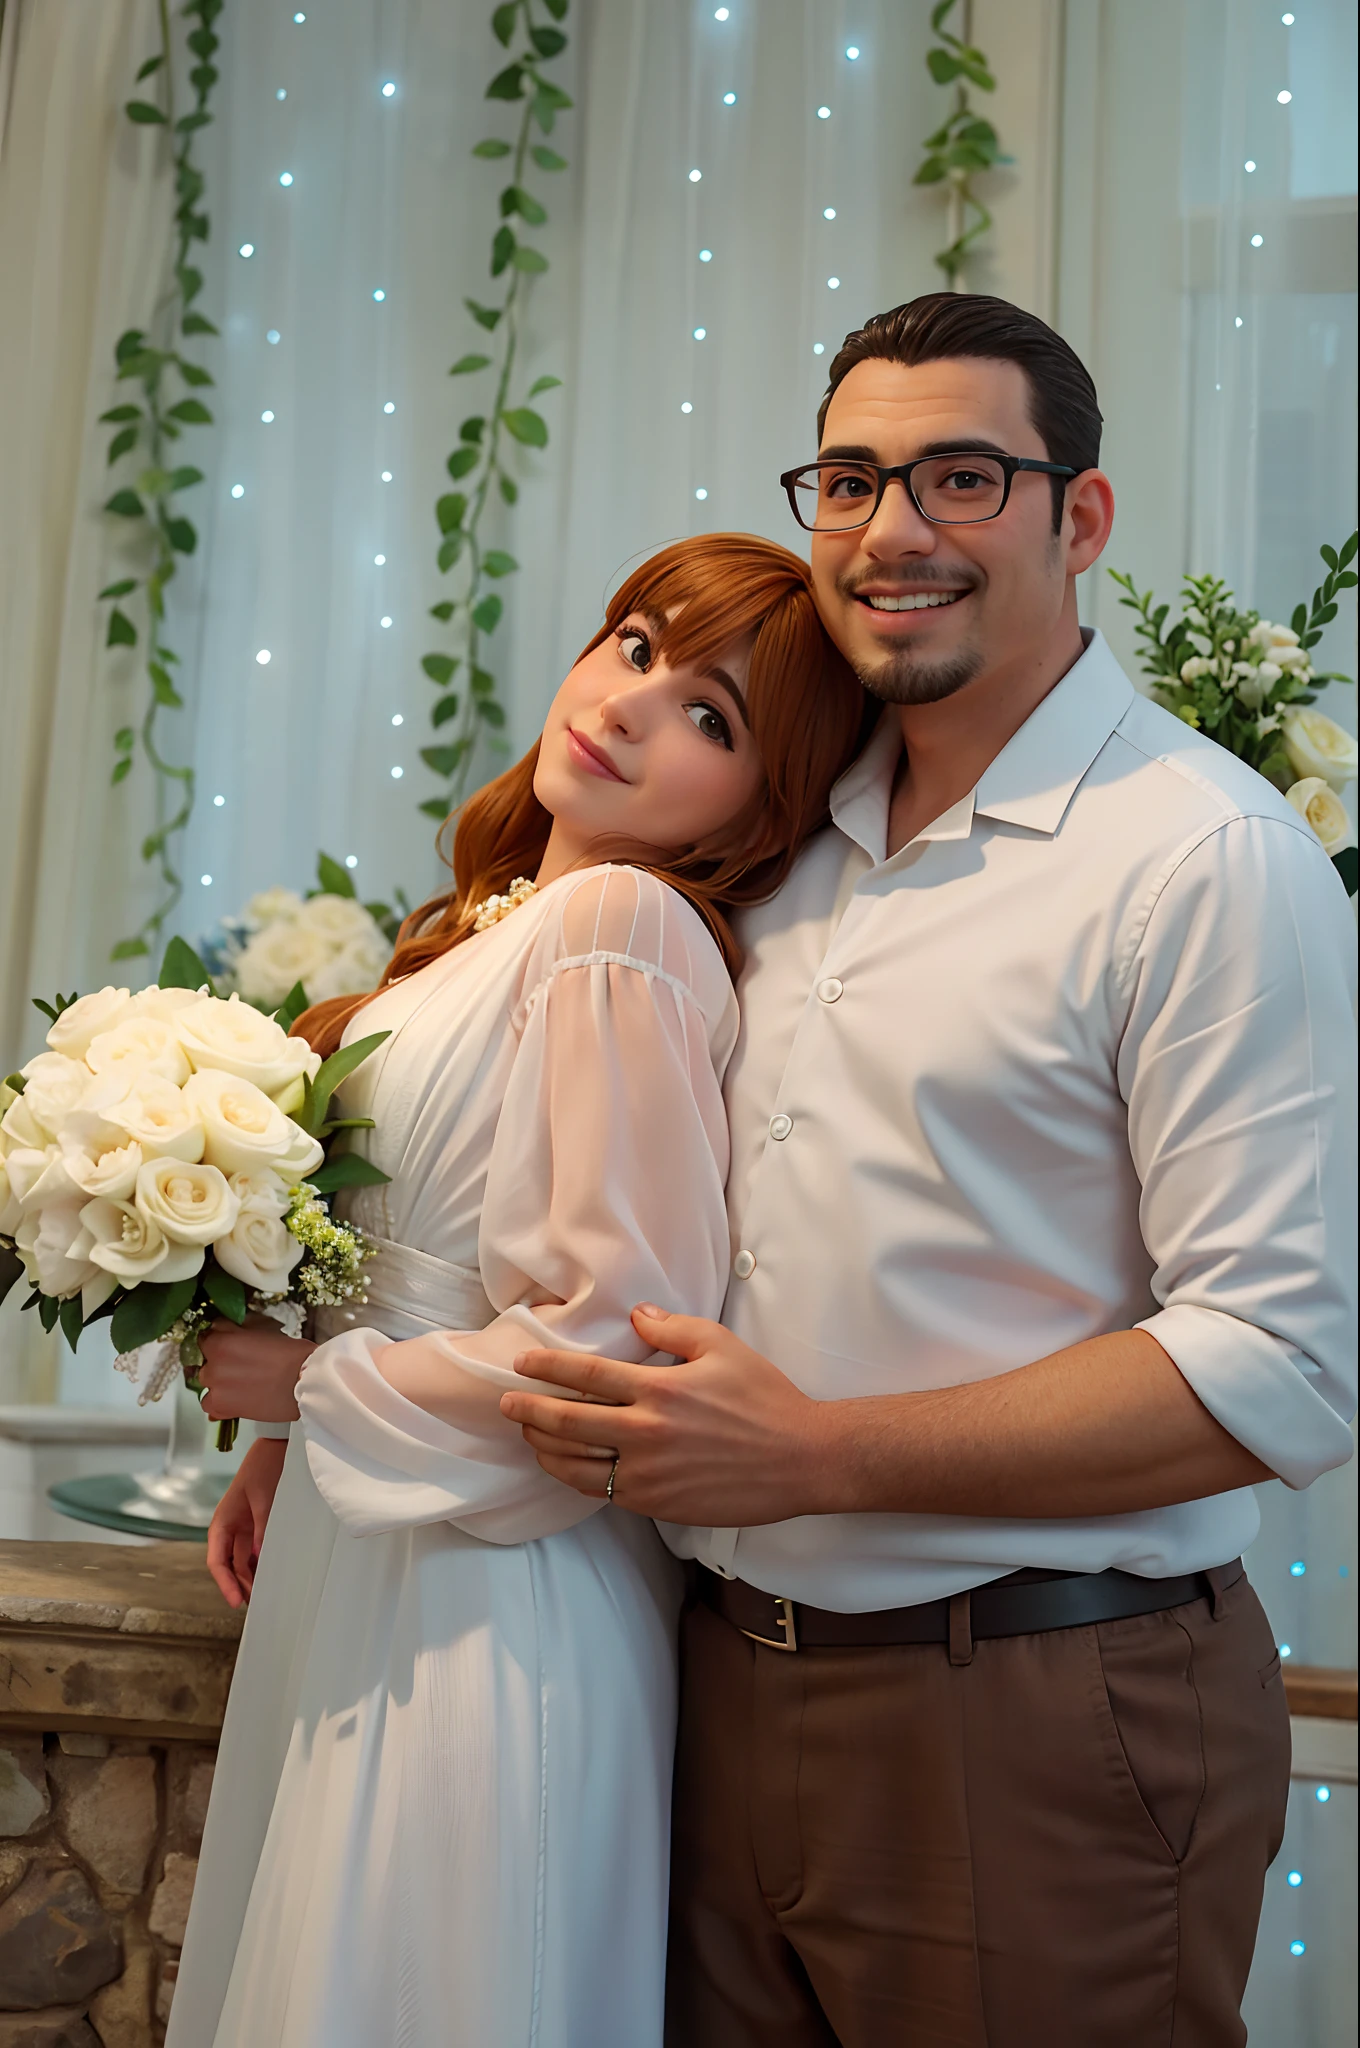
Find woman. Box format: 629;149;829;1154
169;534;866;2048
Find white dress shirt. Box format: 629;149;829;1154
661;631;1358;1611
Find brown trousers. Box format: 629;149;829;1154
665;1573;1290;2048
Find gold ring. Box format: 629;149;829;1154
606;1457;619;1502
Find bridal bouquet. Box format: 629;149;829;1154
0;937;389;1449
1109;531;1358;895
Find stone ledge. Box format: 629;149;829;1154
0;1543;242;1644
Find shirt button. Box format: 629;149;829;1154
817;977;844;1004
733;1249;757;1279
769;1114;793;1141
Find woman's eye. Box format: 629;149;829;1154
618;629;651;673
684;702;733;749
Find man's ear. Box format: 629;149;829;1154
1065;470;1115;579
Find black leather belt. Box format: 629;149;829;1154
698;1558;1244;1654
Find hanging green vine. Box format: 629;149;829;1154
913;0;1011;285
417;0;571;822
99;0;222;961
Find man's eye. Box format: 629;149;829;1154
824;470;874;499
618;629;651;672
942;469;988;491
684;702;733;749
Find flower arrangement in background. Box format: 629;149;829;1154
199;854;405;1013
1110;532;1359;894
0;939;390;1450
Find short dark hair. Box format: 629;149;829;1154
817;293;1103;528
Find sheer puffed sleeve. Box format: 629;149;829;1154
298;867;737;1541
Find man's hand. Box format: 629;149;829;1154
499;1305;831;1524
207;1437;288;1608
198;1314;314;1424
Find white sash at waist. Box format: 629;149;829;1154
311;1233;494;1345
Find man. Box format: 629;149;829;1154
500;294;1358;2047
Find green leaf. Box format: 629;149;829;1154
1338;531;1358;569
126;99;168;124
159;934;213;992
486;63;526;100
1321;544;1339;570
532;145;568;171
187;28;218;58
182;311;220;336
100;404;142;424
432;692;461;726
300;1031;391;1135
1291;602;1308;634
115;728;135;751
450;352;492;375
422;653;459;685
167;398;213;424
931;0;959;29
502;185;547;225
465;297;502;330
177;360;215;387
39;1293;60;1334
106;608;137;649
530;25;567;57
913;157;948;186
316;852;358;899
117;349;163;382
473;137;513;158
168;465;205;492
437;535;465;573
201;1261;248;1324
543;0;568;16
1332;845;1359;897
104;489;145;518
0;1245;26;1311
1334;571;1358;590
189;64;218;92
136;53;166;80
429;600;455;622
436;492;468;534
110;935;150;958
459;416;486;444
483;550;518;577
111;1276;199;1352
306;1153;393;1194
499;472;518;505
511;244;549;274
176;111;213;133
176;265;205;303
472;594;504;634
272;980;311;1033
476;696;507;726
166;517;198;555
491;225;516;276
419;796;451;819
527;374;561;397
533;79;573;120
471;666;497;696
59;1295;84;1351
110;759;133;785
421;741;469;776
114;327;147;363
446;445;479;480
492;2;519;46
501;405;548;446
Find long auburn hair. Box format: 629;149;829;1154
297;533;869;1057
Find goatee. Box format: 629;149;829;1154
854;643;984;707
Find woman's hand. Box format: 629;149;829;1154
198;1314;315;1424
207;1437;289;1608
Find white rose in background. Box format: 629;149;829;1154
43;987;133;1059
246;887;305;925
106;1080;207;1163
215;1206;305;1294
135;1157;238;1247
231;920;334;1010
1282;709;1359;794
227;892;391;1010
86;1017;192;1089
296;895;378;946
1286;778;1358;858
81;1195;203;1285
182;1067;312;1179
305;933;390;1005
175;992;321;1100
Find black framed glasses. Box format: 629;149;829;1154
779;450;1078;533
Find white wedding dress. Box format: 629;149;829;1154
168;866;737;2048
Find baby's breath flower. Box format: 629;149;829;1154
285;1184;375;1308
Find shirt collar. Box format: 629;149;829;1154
829;629;1134;863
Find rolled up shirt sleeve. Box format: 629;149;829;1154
1118;813;1357;1488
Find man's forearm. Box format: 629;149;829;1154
814;1329;1271;1520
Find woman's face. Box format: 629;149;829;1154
533;607;763;863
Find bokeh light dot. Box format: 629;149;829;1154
846;45;860;60
381;470;392;481
1287;1870;1302;1886
1315;1785;1330;1802
230;484;245;499
391;714;404;727
261;409;275;422
382;81;396;97
695;488;708;501
267;329;281;344
279;172;294;187
699;248;713;262
689;167;703;183
823;206;837;219
1290;1560;1306;1576
723;92;737;105
380;615;393;628
345;855;359;868
813;342;825;355
383;400;395;413
238;242;255;258
213;794;225;807
828;276;841;289
373;288;386;301
714;6;729;17
1277;89;1292;103
1251;233;1264;247
391;765;403;779
374;553;386;566
255;649;271;665
681;401;693;414
200;875;212;887
693;326;707;340
1290;1942;1306;1957
276;88;287;100
1245;159;1257;171
817;105;831;119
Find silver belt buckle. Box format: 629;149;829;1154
740;1595;799;1653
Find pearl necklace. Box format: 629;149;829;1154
471;876;538;932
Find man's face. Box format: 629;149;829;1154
808;355;1073;707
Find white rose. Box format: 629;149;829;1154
1285;778;1358;858
105;1080;207;1163
296;894;381;946
231;923;332;1010
3;1141;80;1214
214;1207;305;1294
181;1067;313;1179
0;1153;22;1237
245;886;305;927
175;993;322;1100
16;1054;98;1138
136;1156;239;1247
273;1122;326;1182
1282;709;1359;793
44;987;133;1059
125;984;207;1023
1;1095;52;1154
58;1114;143;1203
305;934;389;1005
13;1200;101;1298
228;1169;292;1217
81;1195;204;1285
87;1017;192;1089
